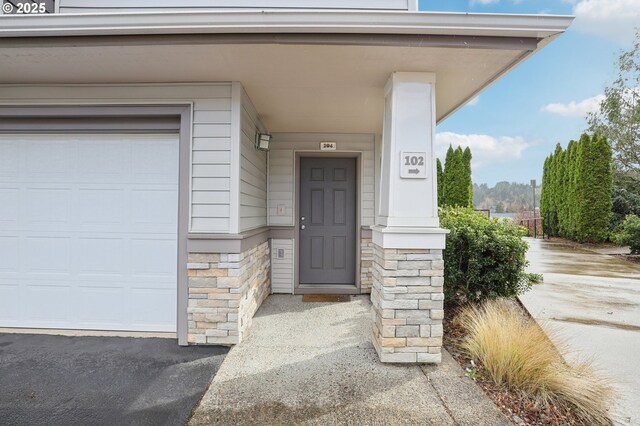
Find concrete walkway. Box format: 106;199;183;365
520;238;640;426
190;295;509;426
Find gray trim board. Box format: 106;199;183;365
0;116;181;132
0;33;540;51
269;227;295;239
187;227;270;253
177;106;191;347
361;227;372;238
0;104;192;346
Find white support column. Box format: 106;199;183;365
377;72;439;230
371;72;448;364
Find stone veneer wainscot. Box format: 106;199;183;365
371;246;445;363
360;235;375;293
187;241;270;345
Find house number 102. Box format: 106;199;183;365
404;155;424;166
400;151;427;179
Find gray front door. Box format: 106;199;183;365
299;157;356;285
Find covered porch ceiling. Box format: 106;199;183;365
0;11;574;134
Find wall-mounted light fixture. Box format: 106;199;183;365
255;132;272;151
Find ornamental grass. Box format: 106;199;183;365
456;299;615;425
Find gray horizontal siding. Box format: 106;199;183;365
239;88;268;232
271;239;294;294
268;133;375;227
191;89;233;233
58;0;411;13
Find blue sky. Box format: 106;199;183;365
420;0;640;185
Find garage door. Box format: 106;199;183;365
0;134;179;332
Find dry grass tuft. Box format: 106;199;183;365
456;299;615;425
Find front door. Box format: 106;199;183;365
299;157;356;285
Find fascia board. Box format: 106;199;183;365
0;10;574;39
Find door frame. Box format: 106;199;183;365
294;151;361;295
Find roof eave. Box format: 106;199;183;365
0;9;575;39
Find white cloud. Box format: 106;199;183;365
436;132;529;168
467;0;638;44
540;94;605;117
572;0;640;44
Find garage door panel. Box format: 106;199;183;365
77;238;125;275
0;134;179;333
130;239;177;277
0;236;19;272
131;189;178;227
24;188;72;226
26;284;72;322
133;140;179;183
25;139;75;180
77;139;130;182
0;140;19;179
77;189;126;226
0;283;19;321
26;237;71;274
0;189;19;225
131;288;175;330
77;287;125;325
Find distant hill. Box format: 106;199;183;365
473;181;541;213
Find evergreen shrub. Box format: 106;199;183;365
441;207;534;302
613;214;640;254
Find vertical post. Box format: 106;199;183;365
531;179;537;238
372;72;449;364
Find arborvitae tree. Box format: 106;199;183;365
575;134;613;242
566;141;579;239
441;145;474;208
436;158;444;207
560;147;572;236
574;134;587;240
451;147;469;207
552;144;564;236
442;146;455;207
463;147;473;207
541;135;613;242
556;147;567;236
546;152;557;235
541;155;551;234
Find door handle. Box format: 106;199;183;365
300;225;306;230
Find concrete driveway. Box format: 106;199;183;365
0;334;227;426
520;238;640;426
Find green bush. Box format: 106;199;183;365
441;207;533;302
613;214;640;254
611;185;640;229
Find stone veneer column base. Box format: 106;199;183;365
371;245;444;363
360;234;375;294
186;241;270;345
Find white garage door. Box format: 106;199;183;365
0;134;179;332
